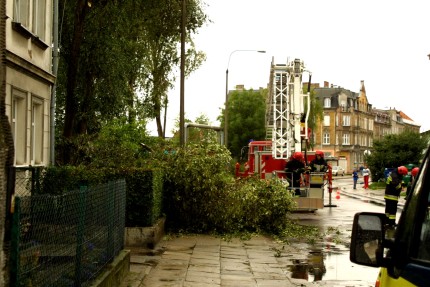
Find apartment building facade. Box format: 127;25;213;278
5;0;54;167
313;81;420;173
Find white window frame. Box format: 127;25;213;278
12;89;27;165
323;132;330;145
342;133;350;145
324;98;331;108
342;115;350;126
31;96;43;165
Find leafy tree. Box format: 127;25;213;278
365;130;428;181
306;87;323;149
89;119;149;168
224;88;267;159
220;85;323;160
56;0;208;164
170;113;219;145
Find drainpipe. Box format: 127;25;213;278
50;0;59;165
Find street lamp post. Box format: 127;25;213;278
225;50;266;147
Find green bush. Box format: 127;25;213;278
122;168;163;227
35;165;164;227
223;176;296;233
163;143;296;234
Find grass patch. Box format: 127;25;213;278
369;181;386;190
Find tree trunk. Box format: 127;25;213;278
62;0;88;163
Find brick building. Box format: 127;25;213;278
312;81;420;173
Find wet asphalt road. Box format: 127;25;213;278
287;176;387;285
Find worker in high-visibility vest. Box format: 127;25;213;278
384;166;408;227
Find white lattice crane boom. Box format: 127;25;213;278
266;57;310;159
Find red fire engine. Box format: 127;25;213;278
235;58;333;211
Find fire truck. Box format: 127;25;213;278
235;58;333;211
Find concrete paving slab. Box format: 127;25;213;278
120;182;389;287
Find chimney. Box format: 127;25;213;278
324;81;329;88
360;80;366;93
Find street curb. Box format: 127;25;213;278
339;188;405;210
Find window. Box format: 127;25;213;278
369;119;374;131
324;98;331;108
343;115;350;126
12;89;27;165
324;115;330;126
323;133;330;145
340;100;347;111
14;0;46;40
32;0;46;39
342;133;350;145
31;97;43;165
417;162;430;261
14;0;29;27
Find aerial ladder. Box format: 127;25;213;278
236;57;332;211
269;57;335;210
266;57;310;160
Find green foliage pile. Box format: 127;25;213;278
365;131;428;181
163;143;297;234
225;176;296;233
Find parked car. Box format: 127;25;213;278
331;166;345;176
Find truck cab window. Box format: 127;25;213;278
417;170;430;261
418;207;430;261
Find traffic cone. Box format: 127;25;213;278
335;188;340;199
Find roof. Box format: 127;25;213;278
399;111;413;121
314;87;357;97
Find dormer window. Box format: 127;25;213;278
324;98;331;108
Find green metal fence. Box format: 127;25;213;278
9;179;126;287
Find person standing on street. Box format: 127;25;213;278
352;169;359;189
362;165;370;189
384;166;408;227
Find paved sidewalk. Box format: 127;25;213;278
121;235;311;287
119;181;392;287
120;234;373;287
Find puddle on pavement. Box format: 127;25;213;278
288;242;378;283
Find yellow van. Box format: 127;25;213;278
350;147;430;287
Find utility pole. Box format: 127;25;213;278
50;0;59;165
179;0;186;146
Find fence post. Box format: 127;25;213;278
9;197;21;286
5;166;16;241
107;181;115;260
74;186;87;286
118;179;126;250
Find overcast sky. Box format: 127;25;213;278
148;0;430;137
